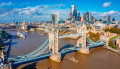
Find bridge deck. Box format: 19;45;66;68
58;33;82;38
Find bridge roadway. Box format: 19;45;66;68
0;32;107;69
58;33;82;38
8;39;106;66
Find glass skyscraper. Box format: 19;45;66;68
102;16;107;24
70;5;80;22
77;11;80;21
52;13;59;26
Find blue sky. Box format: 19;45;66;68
0;0;120;22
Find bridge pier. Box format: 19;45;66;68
0;62;13;69
79;47;90;54
49;28;61;62
50;54;61;62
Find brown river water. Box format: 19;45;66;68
7;30;120;69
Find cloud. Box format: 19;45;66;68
101;10;118;16
59;3;65;7
0;4;69;22
91;11;96;14
107;10;118;15
0;2;13;7
90;10;120;20
91;10;119;16
103;2;111;7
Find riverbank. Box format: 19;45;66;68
106;35;120;54
105;46;120;54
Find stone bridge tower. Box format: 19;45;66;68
77;23;89;54
49;27;61;62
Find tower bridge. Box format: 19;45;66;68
0;23;107;69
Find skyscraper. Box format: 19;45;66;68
83;13;86;22
77;11;80;21
102;16;107;21
85;12;89;22
89;13;92;22
85;12;92;23
107;15;111;24
112;18;115;21
52;13;59;26
70;5;76;22
70;5;80;22
71;5;76;15
107;15;111;21
74;6;78;21
102;16;107;23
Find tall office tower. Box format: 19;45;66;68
89;13;91;22
70;5;78;21
69;11;72;19
107;15;111;21
85;11;93;23
85;12;89;22
52;13;59;26
83;13;86;22
70;5;75;22
74;7;78;21
92;16;95;22
102;16;107;21
92;16;94;21
107;15;111;24
102;16;107;24
112;18;115;21
77;11;80;21
71;5;75;15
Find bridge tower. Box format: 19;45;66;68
101;36;109;47
77;23;90;54
0;51;5;63
49;28;61;62
105;38;109;47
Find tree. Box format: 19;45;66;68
109;40;114;47
87;26;92;30
104;27;120;34
108;40;117;48
87;31;100;42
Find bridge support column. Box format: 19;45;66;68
79;47;89;54
106;39;109;47
0;64;13;69
77;23;89;54
50;54;61;62
49;28;61;62
0;51;5;63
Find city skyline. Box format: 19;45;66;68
0;0;120;22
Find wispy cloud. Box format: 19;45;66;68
103;2;111;7
90;10;120;20
59;3;65;7
0;2;13;7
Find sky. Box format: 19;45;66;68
0;0;120;22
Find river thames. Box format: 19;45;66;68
7;30;120;69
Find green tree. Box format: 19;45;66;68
104;27;120;34
87;26;92;30
87;31;100;42
108;40;117;48
109;40;114;47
